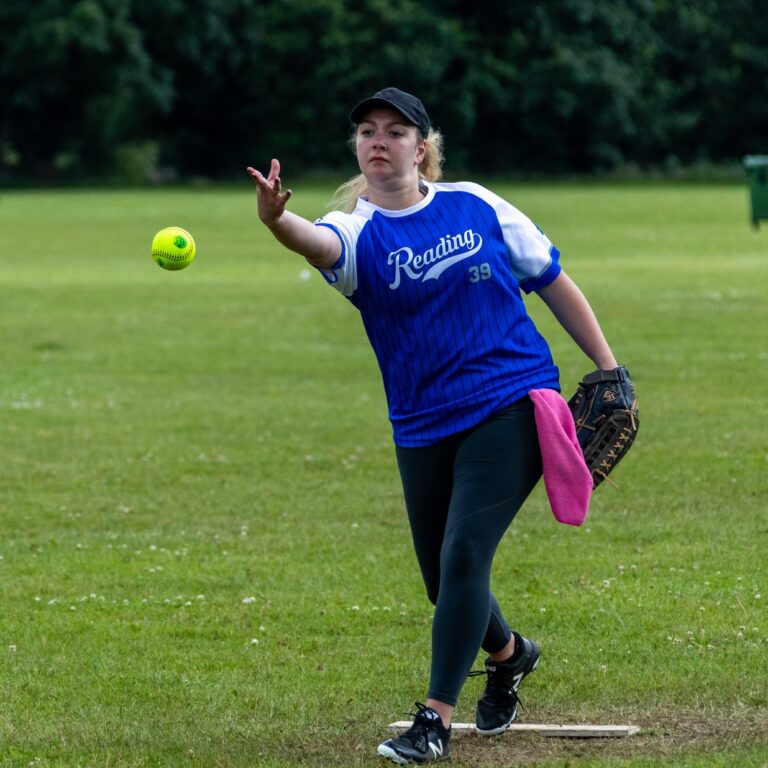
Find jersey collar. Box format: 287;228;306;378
356;181;435;217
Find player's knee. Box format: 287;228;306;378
440;533;488;581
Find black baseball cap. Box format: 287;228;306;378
349;87;431;137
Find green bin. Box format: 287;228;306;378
744;155;768;228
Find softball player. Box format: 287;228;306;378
248;87;618;764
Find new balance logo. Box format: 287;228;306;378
387;230;483;289
429;739;444;758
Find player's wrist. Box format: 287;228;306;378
593;346;618;369
262;210;286;230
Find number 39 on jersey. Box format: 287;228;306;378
469;263;492;282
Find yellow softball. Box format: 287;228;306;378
151;226;196;271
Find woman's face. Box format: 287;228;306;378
355;107;426;189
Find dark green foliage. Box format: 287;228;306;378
1;0;766;181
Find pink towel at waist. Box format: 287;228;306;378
529;388;593;526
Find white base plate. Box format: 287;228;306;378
389;722;640;738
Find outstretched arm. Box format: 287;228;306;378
537;271;618;370
247;159;342;269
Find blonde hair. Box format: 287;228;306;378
330;127;445;214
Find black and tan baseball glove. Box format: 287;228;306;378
568;366;639;488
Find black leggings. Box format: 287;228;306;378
395;399;542;706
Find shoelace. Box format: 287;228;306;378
468;668;526;710
397;702;439;746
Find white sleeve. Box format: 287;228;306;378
312;211;367;297
447;182;561;293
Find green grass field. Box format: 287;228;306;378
1;182;766;767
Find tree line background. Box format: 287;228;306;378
2;0;767;184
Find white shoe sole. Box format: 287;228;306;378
377;743;410;764
475;713;516;737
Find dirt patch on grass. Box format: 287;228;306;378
290;707;767;766
451;707;768;767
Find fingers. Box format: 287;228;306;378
246;162;285;193
247;167;266;187
267;158;280;183
246;162;291;213
248;168;276;197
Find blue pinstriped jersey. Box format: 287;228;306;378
315;181;561;447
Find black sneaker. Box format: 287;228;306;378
377;702;451;764
473;637;540;736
